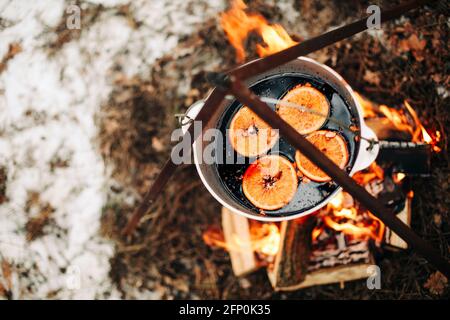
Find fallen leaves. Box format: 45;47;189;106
363;70;381;86
433;214;442;228
393;33;428;62
400;34;427;52
0;259;13;299
151;137;165;152
0;166;6;204
99;73;168;190
424;271;448;296
24;191;55;242
0;42;22;73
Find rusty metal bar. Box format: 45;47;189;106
226;77;450;278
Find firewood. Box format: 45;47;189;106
272;239;374;291
296;261;374;290
267;217;315;290
308;239;372;271
384;197;411;250
221;207;259;277
299;240;374;289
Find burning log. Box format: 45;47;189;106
296;239;374;290
267;217;315;290
221;207;259;276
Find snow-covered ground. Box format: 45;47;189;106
0;0;225;299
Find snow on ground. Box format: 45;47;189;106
0;0;224;299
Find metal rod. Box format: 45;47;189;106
227;77;450;278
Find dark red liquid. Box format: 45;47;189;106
215;73;359;217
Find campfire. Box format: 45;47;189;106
202;0;442;290
220;0;298;62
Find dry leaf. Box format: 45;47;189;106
151;137;165;152
424;271;448;295
431;74;442;83
363;70;381;86
433;214;442;228
407;34;427;51
1;259;12;294
398;34;427;62
412;50;425;62
399;34;426;52
25;197;55;242
0;42;22;73
0;166;6;205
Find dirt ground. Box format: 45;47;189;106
98;0;449;299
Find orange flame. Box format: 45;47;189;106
354;92;377;118
403;100;442;152
314;193;386;244
220;0;297;62
356;94;441;152
203;222;280;258
249;223;280;256
313;160;387;244
353;162;384;186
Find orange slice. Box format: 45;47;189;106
295;130;349;182
242;155;297;211
277;84;330;135
229;106;279;157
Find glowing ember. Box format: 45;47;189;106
394;172;406;183
220;0;297;62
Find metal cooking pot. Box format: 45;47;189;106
183;57;379;222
